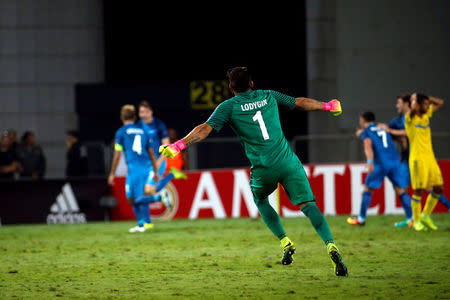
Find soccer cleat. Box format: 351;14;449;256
129;226;146;233
394;219;413;228
346;217;365;226
280;237;296;266
327;243;348;277
413;221;428;232
160;189;171;209
169;168;187;180
420;214;437;230
144;223;154;230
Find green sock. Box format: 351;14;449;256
255;198;286;240
301;202;334;245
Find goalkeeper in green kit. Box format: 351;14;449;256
160;67;348;276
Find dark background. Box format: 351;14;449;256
3;0;450;177
75;2;309;167
103;2;307;83
0;179;108;224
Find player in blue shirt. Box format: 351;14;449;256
347;111;413;226
378;95;450;221
138;100;170;157
138;101;186;207
108;105;160;233
386;95;411;188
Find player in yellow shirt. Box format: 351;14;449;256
404;93;444;231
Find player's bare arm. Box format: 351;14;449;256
429;96;444;112
387;128;407;137
156;154;165;168
294;97;324;111
108;150;121;186
148;148;159;182
161;137;170;146
409;98;420;118
295;97;342;116
363;138;374;174
158;137;171;165
159;123;213;158
183;123;213;147
355;128;363;138
378;123;407;137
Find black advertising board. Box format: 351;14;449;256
0;178;110;225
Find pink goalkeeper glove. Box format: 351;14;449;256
159;140;186;159
323;99;342;116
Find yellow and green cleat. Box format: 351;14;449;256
420;214;437;230
327;243;348;276
169;168;187;180
280;237;296;266
413;221;428;231
144;223;154;230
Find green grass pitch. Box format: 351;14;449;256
1;215;449;299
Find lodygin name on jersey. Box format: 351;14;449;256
241;99;268;111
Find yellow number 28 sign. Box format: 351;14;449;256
190;80;231;110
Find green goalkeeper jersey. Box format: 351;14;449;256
206;90;297;169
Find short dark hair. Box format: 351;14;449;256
67;130;80;139
416;93;429;105
139;100;152;110
397;94;411;106
21;131;34;142
227;67;252;93
361;111;375;122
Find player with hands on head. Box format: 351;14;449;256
378;94;450;221
404;93;445;231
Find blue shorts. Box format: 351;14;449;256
147;158;167;186
399;159;411;186
125;159;167;200
125;170;149;200
365;163;408;190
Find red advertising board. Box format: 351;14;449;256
111;160;450;220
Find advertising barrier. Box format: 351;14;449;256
111;160;450;220
0;179;109;225
2;162;447;225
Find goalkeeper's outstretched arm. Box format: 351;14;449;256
294;97;326;111
182;123;213;147
295;97;342;116
159;123;213;158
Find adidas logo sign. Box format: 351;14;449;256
47;183;87;224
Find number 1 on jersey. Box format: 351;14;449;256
253;110;270;140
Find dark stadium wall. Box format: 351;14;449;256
4;1;448;176
306;0;450;163
76;2;310;167
0;0;104;178
102;2;307;84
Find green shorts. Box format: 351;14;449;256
250;156;315;205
